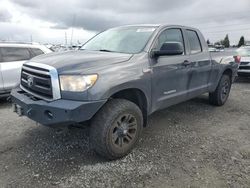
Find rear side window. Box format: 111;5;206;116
30;48;44;57
156;28;185;53
186;30;202;54
0;47;31;62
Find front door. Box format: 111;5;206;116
151;28;192;112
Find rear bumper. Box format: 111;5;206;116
238;69;250;76
0;92;10;98
238;69;250;73
11;88;106;126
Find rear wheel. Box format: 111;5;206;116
90;99;143;160
209;74;232;106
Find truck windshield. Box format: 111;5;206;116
81;27;156;54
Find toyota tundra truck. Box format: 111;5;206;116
11;25;239;159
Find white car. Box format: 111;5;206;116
237;46;250;77
0;42;52;97
208;47;217;52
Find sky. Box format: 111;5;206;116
0;0;250;45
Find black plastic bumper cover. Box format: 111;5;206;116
11;88;106;126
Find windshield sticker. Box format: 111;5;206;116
136;28;156;32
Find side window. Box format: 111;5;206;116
30;48;44;57
186;30;202;54
1;47;31;62
156;28;185;54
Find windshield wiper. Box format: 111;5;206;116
79;49;116;53
99;49;114;52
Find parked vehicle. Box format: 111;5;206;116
237;46;250;77
208;47;217;52
215;44;225;52
0;42;52;97
11;25;239;159
208;44;218;52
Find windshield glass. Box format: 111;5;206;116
81;27;157;54
237;48;250;56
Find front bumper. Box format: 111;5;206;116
11;88;106;126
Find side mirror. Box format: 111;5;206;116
152;42;184;57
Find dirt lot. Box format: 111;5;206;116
0;78;250;188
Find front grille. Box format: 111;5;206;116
21;64;53;99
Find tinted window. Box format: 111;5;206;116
186;30;202;54
1;47;31;62
156;29;184;53
30;48;44;57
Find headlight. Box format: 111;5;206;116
59;74;98;92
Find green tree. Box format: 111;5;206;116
238;36;245;47
222;34;230;48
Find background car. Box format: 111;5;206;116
215;44;225;52
0;42;52;98
208;47;217;52
237;46;250;77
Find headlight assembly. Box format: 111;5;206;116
59;74;98;92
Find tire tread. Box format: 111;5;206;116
209;74;231;106
90;99;143;160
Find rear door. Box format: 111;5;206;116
184;29;212;98
29;47;45;58
0;47;32;90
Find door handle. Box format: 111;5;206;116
182;60;191;66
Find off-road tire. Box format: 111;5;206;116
90;99;143;160
209;74;232;106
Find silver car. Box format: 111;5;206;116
237;46;250;77
0;42;52;97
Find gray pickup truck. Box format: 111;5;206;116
11;24;238;159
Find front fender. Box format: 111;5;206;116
87;55;152;107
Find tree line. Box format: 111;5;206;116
207;35;246;48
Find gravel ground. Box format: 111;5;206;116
0;78;250;188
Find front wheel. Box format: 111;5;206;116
90;99;143;160
209;74;232;106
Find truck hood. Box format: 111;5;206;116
30;50;133;74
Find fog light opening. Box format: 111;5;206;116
44;110;53;120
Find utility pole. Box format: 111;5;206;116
65;32;68;47
70;14;76;46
